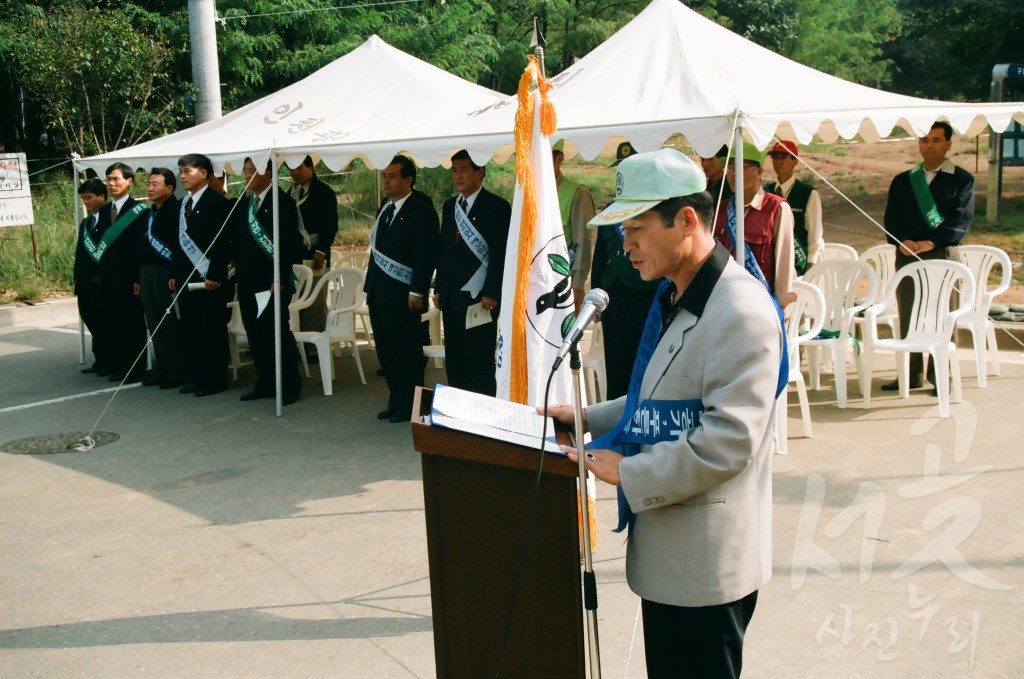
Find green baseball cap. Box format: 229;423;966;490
589;148;707;227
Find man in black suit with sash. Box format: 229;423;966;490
74;178;110;375
235;157;304;405
882;120;974;393
365;155;439;423
134;168;186;389
433;150;511;397
95;162;148;383
289;156;339;332
171;153;232;397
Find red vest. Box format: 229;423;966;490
714;192;784;290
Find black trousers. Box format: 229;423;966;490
76;282;110;370
895;247;959;381
238;286;301;397
601;285;659;400
369;300;427;417
642;591;758;679
99;286;147;377
441;301;497;397
139;264;187;383
178;284;230;390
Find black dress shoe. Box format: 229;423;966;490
195;384;227;397
142;374;163;387
881;377;923;391
376;409;393;420
240;389;272;402
283;392;300;406
389;413;411;424
109;373;125;382
376;368;385;376
81;365;99;374
179;383;200;394
96;368;113;378
123;373;143;384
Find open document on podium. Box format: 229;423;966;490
427;384;565;455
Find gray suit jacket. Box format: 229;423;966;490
587;247;782;607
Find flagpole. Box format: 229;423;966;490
530;15;547;77
531;17;603;675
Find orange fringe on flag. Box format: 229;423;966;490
508;56;557;404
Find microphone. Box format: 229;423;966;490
551;288;610;371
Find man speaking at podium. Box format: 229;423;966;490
550;148;783;678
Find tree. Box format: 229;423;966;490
9;2;190;157
887;0;1024;100
786;0;900;88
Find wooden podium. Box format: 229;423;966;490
411;387;585;678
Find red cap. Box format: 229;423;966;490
769;140;798;157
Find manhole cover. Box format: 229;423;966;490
0;432;120;455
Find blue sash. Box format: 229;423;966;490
145;206;173;262
587;278;695;532
726;201;789;398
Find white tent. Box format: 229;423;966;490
436;0;1024;162
77;35;506;174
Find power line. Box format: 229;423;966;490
217;0;427;24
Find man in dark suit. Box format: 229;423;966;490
134;168;186;389
432;148;512;393
365;155;439;423
289;156;339;332
74;178;110;375
235;157;304;405
433;150;511;397
882;120;974;393
95;162;148;383
171;153;232;397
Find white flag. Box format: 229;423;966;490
495;62;575;407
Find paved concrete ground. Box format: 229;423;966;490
1;316;1022;678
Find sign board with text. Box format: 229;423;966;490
0;153;34;227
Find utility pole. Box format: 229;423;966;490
188;0;223;123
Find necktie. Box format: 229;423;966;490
299;185;307;201
110;202;118;223
89;214;99;235
455;197;468;244
379;203;396;235
185;196;194;220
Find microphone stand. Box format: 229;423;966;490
569;341;602;679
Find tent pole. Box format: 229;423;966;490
272;153;282;416
72;160;86;365
733;128;746;265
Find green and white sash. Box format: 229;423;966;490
247;193;275;259
179;197;209;278
369;203;413;285
909;163;943;230
82;202;146;263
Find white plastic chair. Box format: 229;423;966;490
819;242;858;262
290;266;367;395
581;324;607;404
422;302;445;369
226;297;249;380
854;244;898;339
860;260;974;418
337;250;373;348
775;281;826;454
802;259;877;408
957;245;1012;387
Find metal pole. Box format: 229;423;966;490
531;15;547;78
272;155;282;416
187;0;223;123
73;161;85;364
733;128;746;264
570;347;602;679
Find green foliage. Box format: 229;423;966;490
887;0;1024;101
788;0;900;87
7;1;190;156
0;173;77;303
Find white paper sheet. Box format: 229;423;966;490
255;290;272;318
